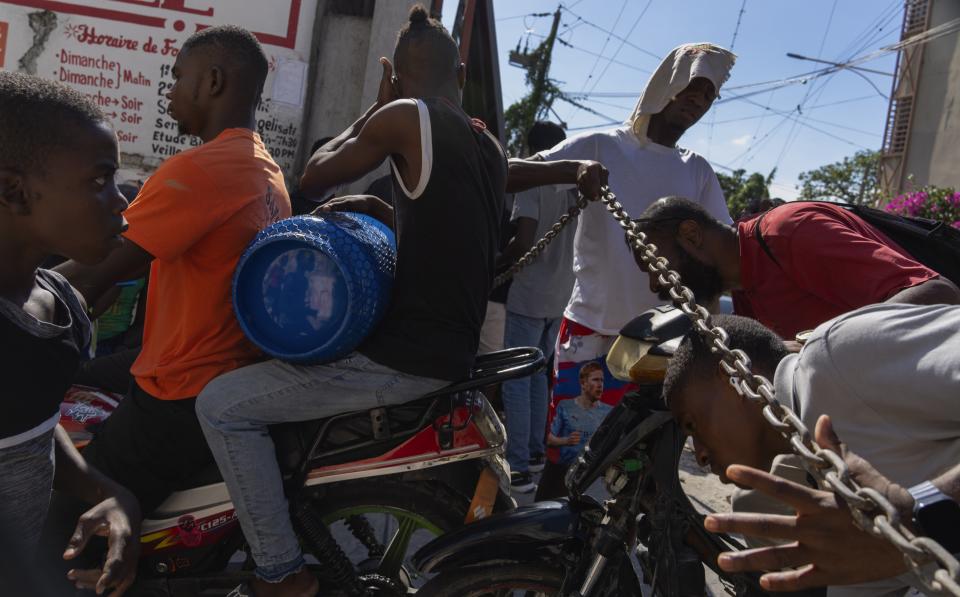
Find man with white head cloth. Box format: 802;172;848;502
527;43;736;474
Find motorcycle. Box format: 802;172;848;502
58;347;544;596
412;307;821;597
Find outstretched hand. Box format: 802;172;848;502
64;494;141;596
575;160;608;201
703;415;913;591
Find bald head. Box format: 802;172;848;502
393;4;462;93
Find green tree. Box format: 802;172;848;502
797;149;880;206
717;168;776;217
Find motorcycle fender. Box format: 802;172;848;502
413;499;585;574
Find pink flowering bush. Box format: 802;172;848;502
883;186;960;229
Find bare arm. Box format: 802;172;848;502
55;240;153;309
53;426;140;595
314;194;394;230
547;430;580;447
498;216;537;268
300;100;419;200
546;432;566;447
506;157;608;199
885;276;960;306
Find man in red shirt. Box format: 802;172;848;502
633;197;960;340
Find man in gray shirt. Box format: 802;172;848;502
664;304;960;595
500;121;577;493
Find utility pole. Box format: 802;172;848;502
504;6;562;155
528;8;562;124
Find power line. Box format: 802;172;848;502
497;12;552;22
582;0;655;97
576;97;636;111
573;0;628;97
558;3;662;61
726;1;906;176
710;95;879;124
550;35;650;74
730;0;748;49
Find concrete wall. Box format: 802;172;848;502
903;0;960;189
299;0;420;195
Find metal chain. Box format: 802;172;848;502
492;193;591;289
494;186;960;593
579;186;960;596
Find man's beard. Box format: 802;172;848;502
656;244;724;305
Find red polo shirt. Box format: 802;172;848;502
733;202;937;340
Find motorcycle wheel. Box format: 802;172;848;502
308;477;474;593
415;563;564;597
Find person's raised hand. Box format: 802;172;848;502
575;161;608;201
64;494;141;596
376;57;398;106
702;415;912;591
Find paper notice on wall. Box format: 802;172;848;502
272;59;307;108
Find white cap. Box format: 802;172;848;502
626;42;736;143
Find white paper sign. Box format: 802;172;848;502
272;59;307;108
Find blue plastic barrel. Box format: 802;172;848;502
232;213;396;363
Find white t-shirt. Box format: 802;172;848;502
774;303;960;596
538;126;731;335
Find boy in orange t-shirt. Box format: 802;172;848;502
56;26;290;516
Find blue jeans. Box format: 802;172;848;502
195;352;446;583
501;312;561;473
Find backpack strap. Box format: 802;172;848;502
753;212;783;269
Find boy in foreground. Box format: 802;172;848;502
0;72;140;595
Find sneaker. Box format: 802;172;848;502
528;455;546;473
510;471;536;493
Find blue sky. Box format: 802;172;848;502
443;0;903;199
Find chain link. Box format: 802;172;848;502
492;194;591;289
585;186;960;596
496;187;960;594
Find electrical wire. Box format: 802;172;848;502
573;0;628;98
550;36;650;74
559;3;662;61
710;95;879;124
497;12;552;22
730;0;747;49
583;0;654;98
566;0;655;121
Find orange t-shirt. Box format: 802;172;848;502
123;128;291;400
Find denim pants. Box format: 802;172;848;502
195;352;447;583
501;311;561;473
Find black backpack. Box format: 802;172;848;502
754;201;960;287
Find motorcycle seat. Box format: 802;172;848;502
270;347;545;476
171;348;545;492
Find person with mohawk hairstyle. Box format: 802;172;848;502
196;4;609;594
